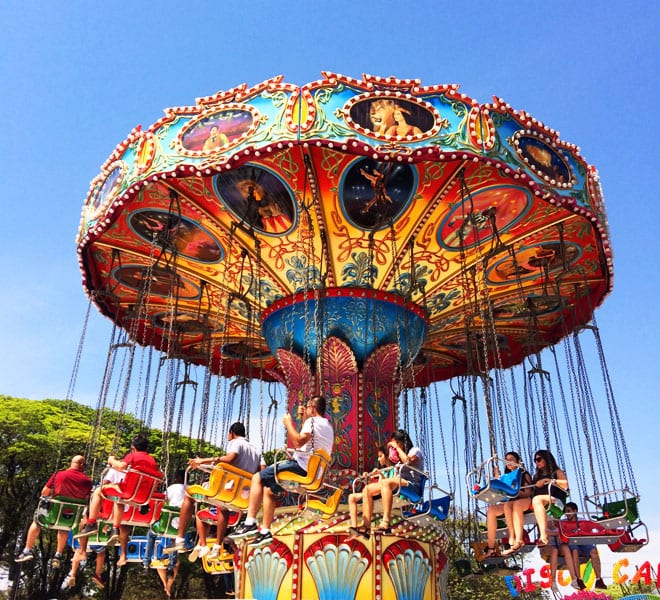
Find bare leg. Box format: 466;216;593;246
56;530;69;555
348;493;359;528
261;487;277;530
379;479;398;526
559;544;579;582
176;496;195;538
117;526;129;566
215;508;229;543
87;488;103;521
21;522;41;552
246;472;264;521
195;516;209;547
488;504;505;548
532;495;550;543
590;548;602;578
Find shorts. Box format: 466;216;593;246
259;460;307;494
570;543;596;556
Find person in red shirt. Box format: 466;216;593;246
15;455;92;566
75;434;161;565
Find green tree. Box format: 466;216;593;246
0;396;224;599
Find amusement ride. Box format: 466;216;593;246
20;73;646;599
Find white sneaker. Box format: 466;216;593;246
208;544;222;559
188;545;202;562
198;545;210;559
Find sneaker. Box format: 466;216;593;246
163;537;187;554
248;530;273;548
105;527;120;547
74;522;98;539
188;544;203;562
51;553;62;569
198;545;210;559
62;572;75;590
228;521;258;540
594;578;607;590
91;573;105;589
15;549;34;563
208;544;222;559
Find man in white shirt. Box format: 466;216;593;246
229;395;334;548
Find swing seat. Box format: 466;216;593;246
273;448;331;495
34;496;87;531
187;463;253;512
305;484;343;517
608;521;648;552
185;464;229;501
596;497;640;528
150;504;182;538
201;538;234;574
101;466;164;507
472;468;524;504
98;493;165;527
558;518;624;545
402;496;451;521
122;534;150;563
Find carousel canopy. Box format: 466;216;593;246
77;73;611;385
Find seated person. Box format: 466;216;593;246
531;449;569;545
229;395;334;548
561;502;607;590
348;444;396;539
75;434;160;567
482;451;533;558
168;422;263;558
15;455;92;567
538;519;562;593
363;429;424;534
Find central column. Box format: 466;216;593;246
261;287;427;474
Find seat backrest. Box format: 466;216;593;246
305;449;331;492
35;496;87;530
602;497;639;524
398;474;427;504
485;468;523;497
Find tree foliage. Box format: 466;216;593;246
0;395;226;599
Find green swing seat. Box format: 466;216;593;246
35;496;87;531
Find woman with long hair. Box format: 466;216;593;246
531;449;569;545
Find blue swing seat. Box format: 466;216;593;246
472;468;524;504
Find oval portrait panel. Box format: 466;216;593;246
128;209;223;263
90;162;126;213
439;185;532;250
486;242;581;284
348;96;436;139
213;165;296;235
181;108;255;153
113;265;200;300
341;158;415;230
515;133;572;185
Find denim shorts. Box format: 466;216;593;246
260;460;307;494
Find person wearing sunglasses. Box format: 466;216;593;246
531;449;569;545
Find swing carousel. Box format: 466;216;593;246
72;73;641;599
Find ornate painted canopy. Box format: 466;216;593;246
78;73;611;385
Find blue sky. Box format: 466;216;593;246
1;0;658;581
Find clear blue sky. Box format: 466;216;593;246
1;0;658;576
